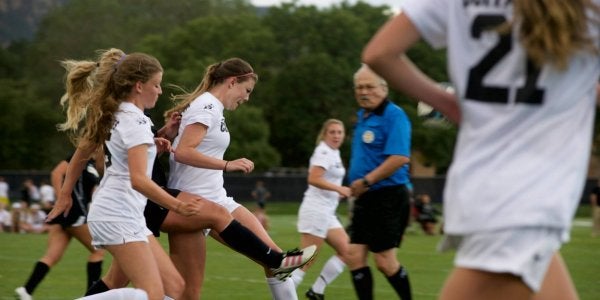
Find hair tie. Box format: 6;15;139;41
236;72;255;78
114;54;127;71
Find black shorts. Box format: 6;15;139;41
47;200;87;229
144;187;181;237
347;185;410;252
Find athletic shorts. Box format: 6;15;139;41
46;201;87;229
144;188;181;237
213;196;242;213
88;221;153;249
347;185;410;252
438;227;564;292
297;207;343;239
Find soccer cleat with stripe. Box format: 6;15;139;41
272;245;317;280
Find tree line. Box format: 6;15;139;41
0;0;457;173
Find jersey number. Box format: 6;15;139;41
465;15;545;104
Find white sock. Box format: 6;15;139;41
267;277;298;300
290;268;306;288
312;255;346;294
76;288;148;300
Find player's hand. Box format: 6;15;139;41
350;178;369;197
338;186;352;199
224;158;254;173
154;137;172;154
173;200;202;217
46;191;73;222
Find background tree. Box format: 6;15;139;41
0;0;458;174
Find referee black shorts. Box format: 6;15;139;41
144;187;181;237
347;184;410;253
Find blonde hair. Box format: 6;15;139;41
316;119;344;145
514;0;599;69
58;48;163;150
165;57;258;118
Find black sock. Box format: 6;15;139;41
387;266;412;300
219;219;282;268
86;261;103;291
85;279;109;296
350;266;373;300
24;261;50;294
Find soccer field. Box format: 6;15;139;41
1;202;599;299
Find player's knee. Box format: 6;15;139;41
164;273;185;299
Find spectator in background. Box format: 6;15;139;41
589;182;600;237
21;178;40;206
11;202;25;233
414;194;439;235
20;203;48;234
251;180;271;230
39;179;55;212
252;180;271;210
0;176;10;206
0;201;11;232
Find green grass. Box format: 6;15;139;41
1;202;599;299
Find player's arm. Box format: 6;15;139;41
50;160;68;198
362;11;460;123
174;123;254;173
308;165;352;198
47;146;95;220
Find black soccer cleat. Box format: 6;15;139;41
305;288;325;300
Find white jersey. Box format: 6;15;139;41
88;102;156;224
403;0;600;234
0;181;8;198
169;92;230;201
39;184;55;203
300;141;346;214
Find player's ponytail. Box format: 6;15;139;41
57;59;97;143
514;0;599;70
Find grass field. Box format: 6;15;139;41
1;202;599;299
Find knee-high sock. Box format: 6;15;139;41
312;255;346;294
290;268;305;288
24;261;50;294
350;266;373;300
267;277;298;300
76;288;147;300
386;266;412;300
86;261;103;291
219;220;282;268
85;279;109;296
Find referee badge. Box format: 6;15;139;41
362;130;375;143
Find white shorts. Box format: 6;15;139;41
88;221;152;249
438;227;564;292
213;196;242;213
297;208;343;239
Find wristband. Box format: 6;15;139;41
224;161;229;172
362;177;371;188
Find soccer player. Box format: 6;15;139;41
362;1;600;299
290;119;353;299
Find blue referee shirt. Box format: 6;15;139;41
348;100;411;190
